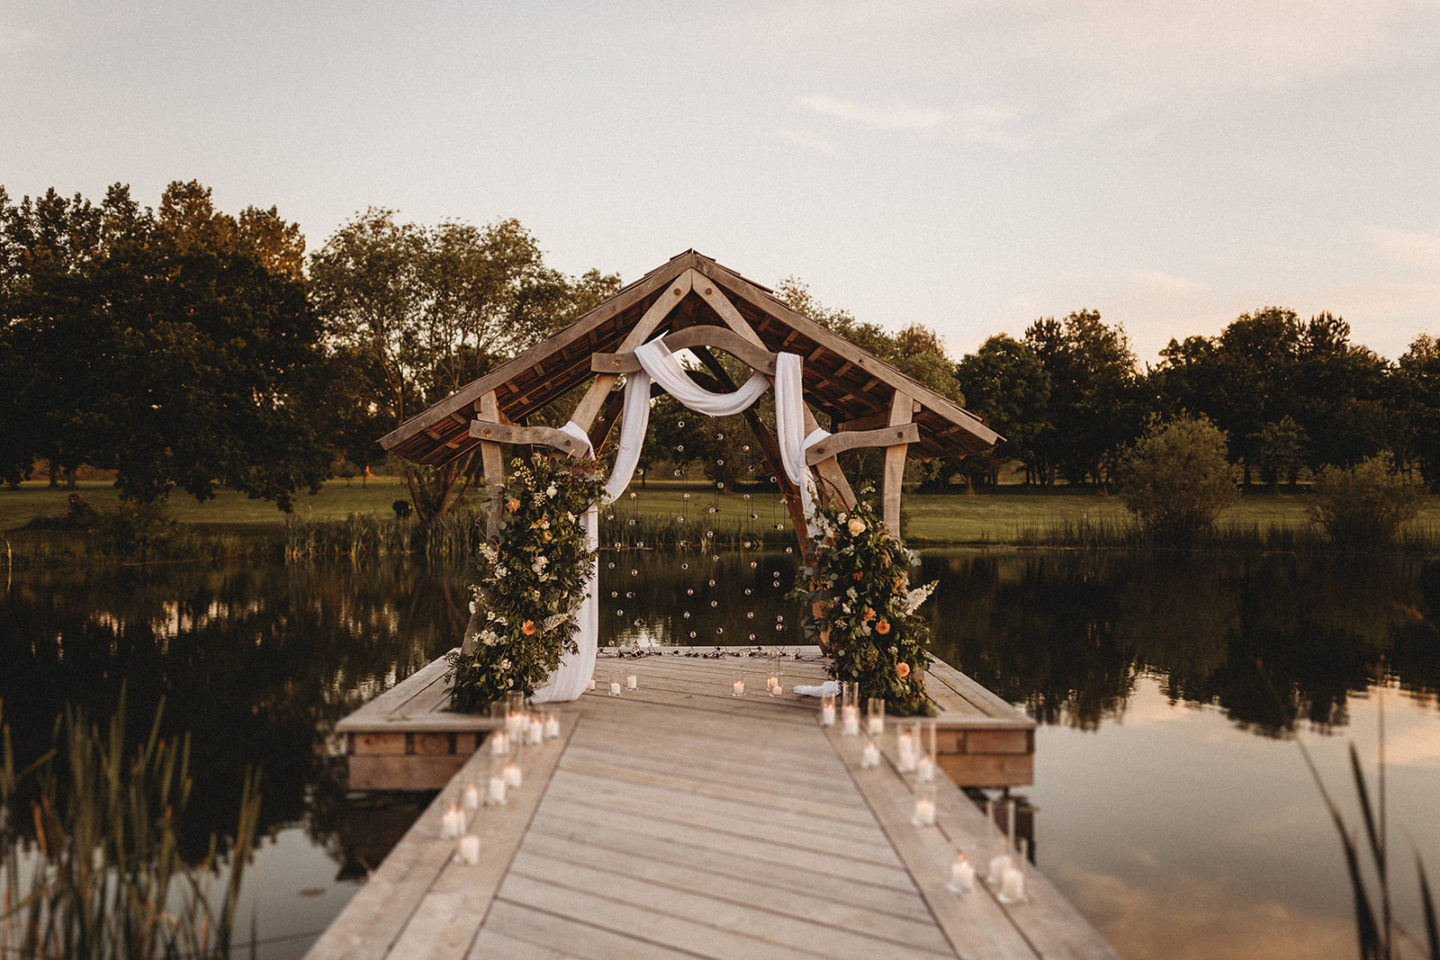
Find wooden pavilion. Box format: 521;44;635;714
380;250;1000;537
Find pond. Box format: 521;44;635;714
1;548;1437;958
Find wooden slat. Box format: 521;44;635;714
468;420;589;457
883;389;913;536
805;423;921;464
591;324;778;376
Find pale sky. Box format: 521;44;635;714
4;0;1438;365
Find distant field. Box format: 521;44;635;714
4;477;1439;544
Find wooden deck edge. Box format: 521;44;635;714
306;715;579;960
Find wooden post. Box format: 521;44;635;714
478;391;505;542
883;389;913;537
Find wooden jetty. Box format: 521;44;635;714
309;649;1115;960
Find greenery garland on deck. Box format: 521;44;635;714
794;490;937;715
447;453;601;713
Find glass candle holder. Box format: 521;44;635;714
841;681;859;712
911;780;936;827
609;672;622;696
861;737;881;769
866;697;885;735
916;720;938;784
819;692;836;727
897;722;918;773
731;671;746;697
947;851;975;894
768;668;783;697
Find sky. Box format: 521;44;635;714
3;0;1439;365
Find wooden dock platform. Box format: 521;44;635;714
309;650;1114;960
338;647;1035;791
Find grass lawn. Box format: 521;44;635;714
5;477;1439;545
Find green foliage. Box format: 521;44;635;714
1117;416;1238;542
1310;455;1422;550
1252;416;1310;487
953;334;1053;487
447;455;602;711
794;493;935;715
1;693;261;959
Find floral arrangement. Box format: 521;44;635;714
793;490;937;715
447;453;602;712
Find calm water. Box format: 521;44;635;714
1;549;1437;958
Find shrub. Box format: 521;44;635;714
1310;454;1422;549
1117;416;1238;543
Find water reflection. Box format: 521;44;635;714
2;548;1439;959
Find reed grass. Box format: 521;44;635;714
1;692;260;959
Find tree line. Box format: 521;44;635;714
3;181;1438;521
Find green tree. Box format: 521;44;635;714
1025;309;1141;486
1251;416;1309;487
1309;454;1422;549
310;210;618;521
953;334;1053;486
1394;334;1440;489
1117;415;1238;542
0;181;329;508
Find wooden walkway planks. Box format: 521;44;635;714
309;651;1113;960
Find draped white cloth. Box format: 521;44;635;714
531;421;600;703
535;338;830;701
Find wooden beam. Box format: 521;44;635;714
478;392;504;542
569;271;694;432
468;420;589;458
804;404;856;510
805;423;920;465
591;324;778;377
837;403;922;433
882;389;913;537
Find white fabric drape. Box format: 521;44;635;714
531;421;599;703
533;340;832;702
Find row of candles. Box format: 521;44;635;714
588;672;639;695
821;683;1029;904
441;692;563;865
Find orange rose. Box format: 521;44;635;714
863;607;876;622
875;620;891;635
896;662;911;678
852;572;864;581
521;620;537;636
506;498;521;513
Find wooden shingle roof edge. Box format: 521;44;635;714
379;249;1002;463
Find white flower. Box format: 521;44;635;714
847;517;866;536
899;581;938;616
546;484;557;498
495;565;508;578
480;629;500;647
532;556;548;575
846;586;858;601
498;658;511;672
468;600;476;614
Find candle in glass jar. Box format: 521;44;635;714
503;761;522;789
897;730;917;771
489;731;509;757
544;712;560;739
462;782;480;812
486;775;507;806
999;864;1026;903
842;705;860;736
588;677;596;691
987;853;1012;887
820;703;836;727
912;796;936;826
626;673;638;690
506;711;524;738
527;718;543;745
732;677;745;697
861;738;880;768
457;833;481;865
948;853;975;893
441;802;461;838
917;754;936;784
609;679;621;696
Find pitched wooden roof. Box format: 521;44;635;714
380;250;1001;465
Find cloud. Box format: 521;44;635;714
1366;226;1440;272
796;94;1025;147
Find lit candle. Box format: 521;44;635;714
486;774;507;806
588;677;596;691
861;738;880;768
609;680;621;696
732;678;745;697
457;834;481;865
917;754;936;784
503;761;522;789
527;718;543;745
440;802;461;838
820;703;836;727
999;864;1026;904
544;712;560;739
867;715;884;735
770;679;783;697
842;705;860;736
626;673;638;691
897;730;917;772
912;796;936;826
948;854;975;894
987;853;1012;887
489;731;509;756
462;782;480;812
